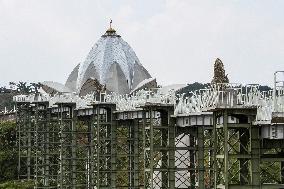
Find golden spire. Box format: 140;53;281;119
104;19;118;37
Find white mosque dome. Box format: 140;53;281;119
65;26;152;95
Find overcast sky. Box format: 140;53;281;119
0;0;284;87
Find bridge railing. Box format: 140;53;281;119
11;82;284;123
174;83;284;123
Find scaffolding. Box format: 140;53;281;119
14;81;284;189
17;102;34;179
143;104;175;188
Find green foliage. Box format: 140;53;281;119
178;82;210;97
0;180;34;189
178;82;272;97
0;121;18;182
0;93;15;110
0;121;17;149
0;81;42;110
9;82;41;94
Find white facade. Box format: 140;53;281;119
65;28;152;94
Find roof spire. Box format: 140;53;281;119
110;19;112;29
103;19;120;37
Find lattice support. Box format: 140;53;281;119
57;103;77;188
16;102;35;180
213;108;260;189
175;127;196;189
175;114;214;189
113;117;142;188
260;139;284;188
33;101;54;188
143;105;175;189
92;103;116;188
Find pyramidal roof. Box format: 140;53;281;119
65;23;152;94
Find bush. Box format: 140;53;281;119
0;121;18;182
0;180;34;189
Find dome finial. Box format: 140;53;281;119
110;19;112;29
103;19;120;37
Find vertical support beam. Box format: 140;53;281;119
213;110;229;188
89;116;95;188
71;108;76;189
133;119;140;188
161;118;168;188
251;125;260;188
59;104;64;189
223;110;229;189
45;108;50;187
207;127;214;189
58;103;76;188
198;126;204;188
240;128;249;185
169;114;175;189
143;105;174;189
52;108;61;188
93;103;116;188
213;111;217;189
94;105;100;188
189;134;196;188
128;120;133;186
17;102;34;180
143;108;153;189
33;104;38;188
149;108;153;189
27;108;32;180
34;102;51;188
110;106;117;188
138;118;144;188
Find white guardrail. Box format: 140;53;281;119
11;83;284;123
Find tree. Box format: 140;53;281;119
0;121;17;182
8;81;41;94
211;58;229;84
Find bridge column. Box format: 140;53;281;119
57;103;77;189
16;102;34;180
93;103;116;189
33;101;52;188
213;108;258;189
261;137;284;188
197;126;204;188
251;125;260;188
143;104;175;189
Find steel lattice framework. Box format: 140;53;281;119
14;74;284;189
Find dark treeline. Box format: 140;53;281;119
0;82;41;94
0;121;34;188
0;82;41;111
178;82;272;95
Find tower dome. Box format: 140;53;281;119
65;24;152;95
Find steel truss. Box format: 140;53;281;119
175;115;214;189
143;105;175;188
17;102;35;179
261;139;284;187
16;101;284;189
213;108;260;188
34;101;59;188
213;108;284;189
115;114;144;188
